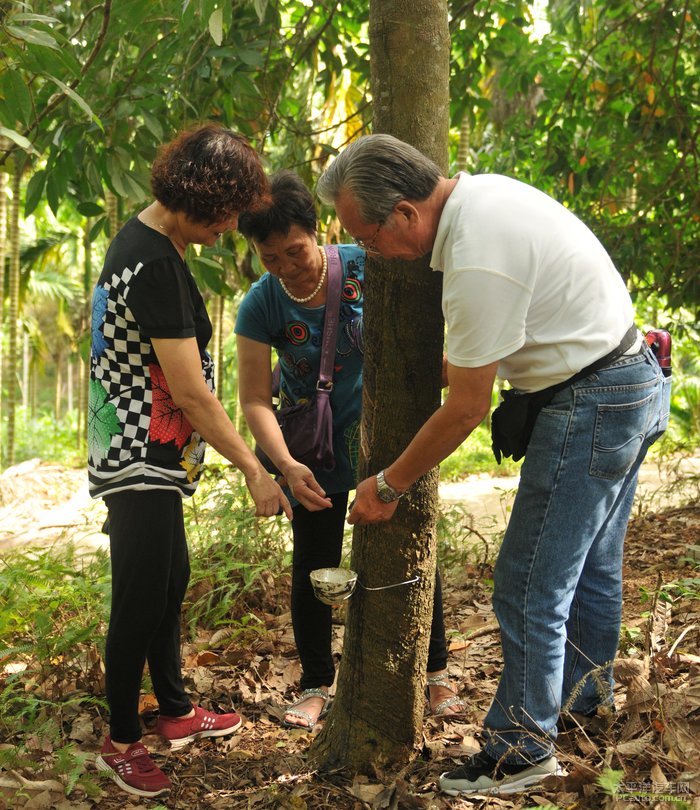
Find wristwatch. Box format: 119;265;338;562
376;470;404;503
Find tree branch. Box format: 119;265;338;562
0;1;112;166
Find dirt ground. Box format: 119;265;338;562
0;459;699;809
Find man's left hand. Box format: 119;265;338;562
347;476;399;524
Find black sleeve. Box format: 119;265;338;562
126;257;197;339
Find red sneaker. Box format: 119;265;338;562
155;704;242;750
95;737;171;798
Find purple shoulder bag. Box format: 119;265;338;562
255;245;342;475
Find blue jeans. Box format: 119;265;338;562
483;343;671;763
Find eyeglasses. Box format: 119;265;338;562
352;220;384;254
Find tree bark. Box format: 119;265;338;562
76;220;94;446
211;294;225;401
54;349;63;422
310;0;450;771
106;190;119;239
4;167;22;468
0;165;7;426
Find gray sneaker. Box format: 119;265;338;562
439;750;565;796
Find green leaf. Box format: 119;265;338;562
141;110;164;140
89;217;107;241
1;71;33;128
45;76;104;132
0;126;38;155
24;170;46;217
597;768;625;796
189;257;232;296
10;13;60;24
193;256;225;270
236;47;264;67
5;24;58;49
77;202;105;217
27;40;82;78
209;8;224;46
46;170;62;215
253;0;268;22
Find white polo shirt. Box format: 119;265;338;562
430;173;634;392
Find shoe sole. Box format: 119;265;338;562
168;716;243;751
95;755;170;798
440;761;567;796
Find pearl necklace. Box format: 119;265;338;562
279;247;327;304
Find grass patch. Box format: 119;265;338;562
439;421;522;480
183;467;294;635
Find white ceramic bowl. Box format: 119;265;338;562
310;567;358;605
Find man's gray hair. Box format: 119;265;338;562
316;134;442;224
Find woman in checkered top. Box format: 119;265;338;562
88;124;291;799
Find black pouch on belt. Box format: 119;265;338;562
491;387;557;463
491;324;639;464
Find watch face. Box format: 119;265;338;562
377;488;395;503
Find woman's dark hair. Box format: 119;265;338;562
151;124;267;224
238;170;317;242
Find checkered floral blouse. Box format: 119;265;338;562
88;218;213;498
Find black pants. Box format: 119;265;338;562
291;491;448;689
103;489;192;743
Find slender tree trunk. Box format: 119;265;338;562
106;190;119;239
79;340;90;447
0;166;7;427
211;294;225;401
457;113;470;171
21;332;29;411
4;167;22;468
29;354;37;421
310;0;450;771
54;350;63;422
78;222;94;446
67;357;74;414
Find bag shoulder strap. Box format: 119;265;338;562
317;245;342;389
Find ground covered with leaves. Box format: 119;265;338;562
0;463;698;809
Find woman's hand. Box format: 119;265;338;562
283;463;333;511
244;469;293;519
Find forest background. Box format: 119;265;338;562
0;1;699;808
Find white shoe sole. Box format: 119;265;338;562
95;755;170;798
440;758;566;796
168;716;243;751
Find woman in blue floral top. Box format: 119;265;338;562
235;171;464;729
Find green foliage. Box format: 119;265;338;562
183;466;294;634
597;767;625;796
453;1;699;311
436;498;503;573
0;544;109;746
640;575;700;605
439;420;522;480
9;408;85;467
2;0;699;471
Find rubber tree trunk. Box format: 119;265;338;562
310;0;450;772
